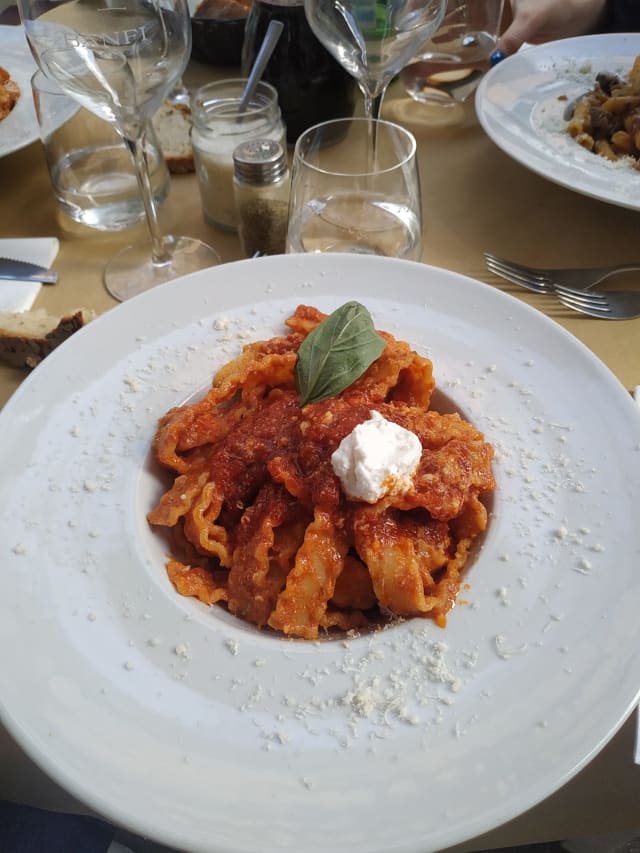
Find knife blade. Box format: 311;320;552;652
0;257;58;284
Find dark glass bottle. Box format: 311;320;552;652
242;0;357;146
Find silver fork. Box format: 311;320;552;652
484;253;640;294
554;284;640;320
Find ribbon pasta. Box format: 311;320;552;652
147;305;495;639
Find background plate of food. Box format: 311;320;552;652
0;25;38;158
0;252;639;853
475;33;640;211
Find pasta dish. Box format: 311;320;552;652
147;304;495;639
566;56;640;166
0;66;20;122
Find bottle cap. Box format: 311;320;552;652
233;138;288;185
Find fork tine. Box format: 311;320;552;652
484;259;543;282
553;284;608;306
488;269;554;294
485;258;554;294
556;288;640;319
484;253;552;282
555;294;612;318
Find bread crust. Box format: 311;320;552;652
0;309;95;369
152;100;195;174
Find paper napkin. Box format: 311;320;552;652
0;237;60;313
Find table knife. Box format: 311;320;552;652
0;257;58;284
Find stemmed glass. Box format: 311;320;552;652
18;0;220;301
303;0;448;123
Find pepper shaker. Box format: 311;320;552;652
233;138;290;257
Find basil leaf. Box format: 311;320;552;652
295;302;386;406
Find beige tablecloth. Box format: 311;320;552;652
1;61;640;852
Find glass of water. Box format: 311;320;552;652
32;70;170;232
286;117;422;260
400;0;505;108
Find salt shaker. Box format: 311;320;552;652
233;138;290;257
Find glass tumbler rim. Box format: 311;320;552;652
31;68;63;95
293;117;418;178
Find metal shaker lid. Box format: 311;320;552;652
233;138;288;185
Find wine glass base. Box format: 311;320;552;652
104;235;221;301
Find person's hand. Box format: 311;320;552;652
495;0;609;56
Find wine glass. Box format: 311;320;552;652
18;0;220;302
286;117;422;260
303;0;448;122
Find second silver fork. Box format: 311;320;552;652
553;284;640;320
485;253;640;294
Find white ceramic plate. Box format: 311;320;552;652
0;25;39;157
475;34;640;211
1;253;640;853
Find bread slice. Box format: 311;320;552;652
152;101;195;174
0;308;95;369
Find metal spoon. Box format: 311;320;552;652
238;19;284;115
562;93;586;121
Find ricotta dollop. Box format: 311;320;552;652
330;410;422;503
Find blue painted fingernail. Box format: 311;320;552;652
490;49;505;66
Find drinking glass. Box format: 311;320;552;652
286;117;422;260
400;0;505;107
18;0;220;301
303;0;447;122
32;69;170;232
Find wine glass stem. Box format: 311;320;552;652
123;128;172;266
363;88;387;165
370;91;385;122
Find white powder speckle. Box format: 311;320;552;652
496;587;511;606
124;376;141;392
494;634;528;660
225;638;239;656
174;644;191;660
